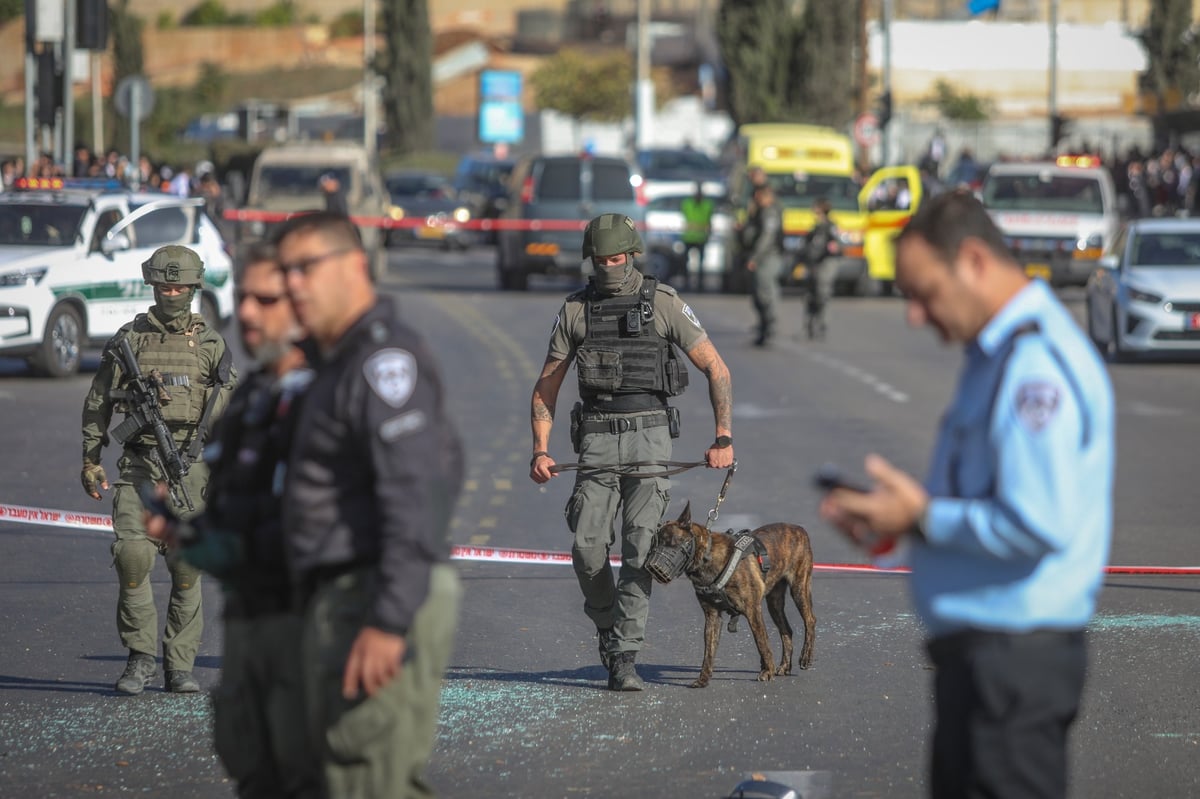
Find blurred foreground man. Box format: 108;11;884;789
820;191;1114;799
275;211;464;798
146;243;322;797
81;245;236;695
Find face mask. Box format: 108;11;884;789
153;287;194;321
593;261;633;294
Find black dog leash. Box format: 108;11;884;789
705;459;738;530
549;459;707;478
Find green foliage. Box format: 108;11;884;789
379;0;433;155
181;0;229;26
0;0;23;25
255;1;298;27
109;0;145;157
530;49;633;122
330;10;365;38
924;80;992;121
180;0;294;27
156;11;176;29
1139;0;1200;111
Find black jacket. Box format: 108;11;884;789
283;298;464;634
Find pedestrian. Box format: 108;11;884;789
745;185;784;346
803;197;841;340
318;172;348;215
529;212;735;691
273;211;464;798
81;245;238;695
679;181;714;292
144;242;322;798
819;190;1114;799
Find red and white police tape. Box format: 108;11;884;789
4;500;1200;577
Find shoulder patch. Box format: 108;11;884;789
1015;380;1061;432
364;348;418;408
681;303;702;329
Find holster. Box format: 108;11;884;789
667;406;680;439
570;401;583;453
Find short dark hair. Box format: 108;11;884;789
897;189;1013;267
270;210;363;252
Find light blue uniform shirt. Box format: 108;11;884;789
912;279;1114;638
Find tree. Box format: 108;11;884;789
109;0;145;156
530;48;633;145
1139;0;1200;141
379;0;433;155
924;79;992;121
790;0;857;128
716;0;794;126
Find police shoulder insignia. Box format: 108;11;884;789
1015;380;1060;431
364;348;417;408
681;303;702;329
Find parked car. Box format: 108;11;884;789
0;177;235;377
384;170;473;251
636;147;726;201
1086;217;1200;360
453;153;516;243
642;193;735;291
496;154;645;291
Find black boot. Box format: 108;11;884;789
115;652;157;695
596;627;617;671
607;652;645;691
166;670;200;693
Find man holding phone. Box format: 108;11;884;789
819;191;1114;799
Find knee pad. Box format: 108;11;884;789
112;538;157;589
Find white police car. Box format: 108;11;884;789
0;178;235;376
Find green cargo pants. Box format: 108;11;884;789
214;607;322;799
303;563;462;799
110;452;207;672
566;411;672;657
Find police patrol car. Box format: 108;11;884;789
0;177;235;377
980;157;1119;288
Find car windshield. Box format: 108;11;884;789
387;175;452;199
647;195;730;213
639;150;721;175
0;204;87;246
763;173;860;211
257;165;351;196
1130;231;1200;267
457;161;514;191
982;173;1105;214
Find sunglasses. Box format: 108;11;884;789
237;292;287;307
278;247;356;276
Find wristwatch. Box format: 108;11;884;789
712;435;733;449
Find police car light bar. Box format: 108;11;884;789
1055;155;1101;168
13;177;123;191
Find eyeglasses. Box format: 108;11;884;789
236;291;286;307
278;247;356;277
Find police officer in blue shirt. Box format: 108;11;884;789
820;190;1114;799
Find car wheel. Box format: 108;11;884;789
1086;303;1107;354
33;304;83;378
1110;303;1126;362
200;293;221;330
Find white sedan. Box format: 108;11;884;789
642;193;734;291
1086;217;1200;360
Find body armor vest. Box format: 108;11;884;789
576;278;689;412
120;314;209;444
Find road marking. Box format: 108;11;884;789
469;534;491;545
463;479;479;493
492;478;512;491
797;347;909;404
1125;401;1185;418
478;517;498;529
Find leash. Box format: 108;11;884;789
549;459;707;478
705;459;738;530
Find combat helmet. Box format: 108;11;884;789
581;213;643;260
142;245;205;286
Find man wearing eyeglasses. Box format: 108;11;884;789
273;211;464;799
145;242;321;797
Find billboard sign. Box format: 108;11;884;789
479;69;524;145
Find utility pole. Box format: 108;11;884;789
1048;0;1058;152
63;0;75;172
635;0;652;152
881;0;893;165
856;0;868;118
363;0;376;157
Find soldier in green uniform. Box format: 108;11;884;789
529;212;735;691
81;244;237;695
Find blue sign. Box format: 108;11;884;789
967;0;1000;13
479;70;524;145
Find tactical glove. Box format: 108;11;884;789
81;462;109;499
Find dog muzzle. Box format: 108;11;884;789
646;537;695;584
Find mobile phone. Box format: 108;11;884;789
812;463;871;494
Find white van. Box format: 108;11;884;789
981;158;1120;287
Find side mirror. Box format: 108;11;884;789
1097;254;1119;270
101;232;131;257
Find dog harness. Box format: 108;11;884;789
693;530;772;631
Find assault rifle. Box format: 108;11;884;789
109;338;195;512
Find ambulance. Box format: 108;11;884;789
728;123;922;295
980;157;1119;287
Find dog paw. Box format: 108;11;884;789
775;664;792;676
757;670;775;682
690;677;709;689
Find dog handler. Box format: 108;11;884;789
529;212;735;691
820;190;1114;799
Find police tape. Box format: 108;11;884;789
5;500;1200;577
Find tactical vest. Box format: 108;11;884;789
206;368;313;587
576;278;689;412
119;314;210;444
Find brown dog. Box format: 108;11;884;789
649;503;816;688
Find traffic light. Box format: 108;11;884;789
877;91;893;129
35;49;61;127
77;0;110;51
1051;114;1072;148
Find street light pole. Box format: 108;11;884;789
363;0;376;157
881;0;893;165
1048;0;1059;152
635;0;652;152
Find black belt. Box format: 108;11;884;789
579;412;669;435
927;628;1084;660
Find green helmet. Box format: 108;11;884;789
581;213;643;259
142;245;205;286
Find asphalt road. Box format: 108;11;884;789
1;246;1198;799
